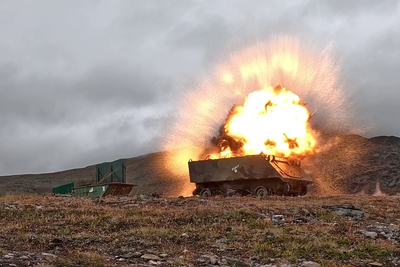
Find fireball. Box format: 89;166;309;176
212;84;317;159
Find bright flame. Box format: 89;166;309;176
213;85;316;158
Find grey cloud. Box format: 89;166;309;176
0;68;166;127
74;65;168;107
171;15;230;48
143;115;172;131
0;0;399;175
318;0;400;15
0;61;173;175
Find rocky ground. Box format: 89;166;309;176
1;194;400;267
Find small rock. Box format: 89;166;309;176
159;253;168;257
369;262;383;267
301;261;321;267
174;201;184;206
266;232;275;238
139;195;151;200
216;238;229;244
210;257;218;265
219;258;228;265
200;254;218;265
19;255;30;260
9;264;18;267
271;215;285;224
378;231;393;239
141;254;161;261
134;251;143;257
3;254;14;259
363;231;378;239
223;256;249;267
293;217;309;224
120;252;131;258
149;260;161;265
42;252;57;258
181;233;189;238
322;205;364;220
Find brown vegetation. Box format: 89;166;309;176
1;194;400;266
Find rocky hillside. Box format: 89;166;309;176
305;134;400;195
0;134;399;197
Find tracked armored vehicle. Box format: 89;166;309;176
188;154;312;197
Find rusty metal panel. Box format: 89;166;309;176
103;183;136;196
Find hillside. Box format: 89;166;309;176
0;150;189;197
305;134;400;195
0;134;400;197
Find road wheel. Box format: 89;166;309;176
254;186;269;197
300;184;308;196
200;188;212;198
282;183;291;196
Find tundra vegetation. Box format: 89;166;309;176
0;194;399;266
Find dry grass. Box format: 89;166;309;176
1;194;400;266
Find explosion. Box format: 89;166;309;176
210;84;316;159
164;37;355;196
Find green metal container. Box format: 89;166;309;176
96;159;126;184
71;183;136;198
72;184;108;197
52;183;74;195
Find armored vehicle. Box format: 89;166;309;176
188;154;312;197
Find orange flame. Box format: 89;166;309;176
212;84;316;158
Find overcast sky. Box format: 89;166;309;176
1;0;399;175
